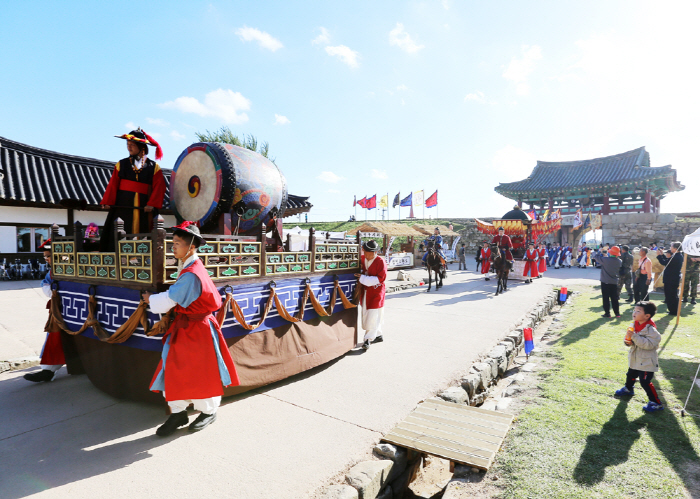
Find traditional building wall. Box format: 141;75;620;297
601;213;699;248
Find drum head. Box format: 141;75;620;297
171;143;235;231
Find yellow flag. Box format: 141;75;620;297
378;195;388;208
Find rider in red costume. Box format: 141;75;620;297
491;227;514;268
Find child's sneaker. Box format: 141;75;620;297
643;401;664;413
614;386;634;397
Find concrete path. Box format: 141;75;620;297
0;267;598;499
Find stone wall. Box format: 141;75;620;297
601;213;700;248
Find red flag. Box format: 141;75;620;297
426;190;438;208
358;197;367;208
353;195;356;207
366;194;376;209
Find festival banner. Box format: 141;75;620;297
400;192;412;207
392;192;400;208
358;196;367;208
591;213;602;230
378;194;388;208
582;213;591;232
366;194;377;210
526;209;537;220
541;209;550;222
573;209;583;229
550;209;561;220
426;190;438;208
414;190;424;206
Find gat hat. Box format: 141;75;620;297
362;240;379;252
172;221;205;247
608;246;621;256
498;226;505;231
434;227;440;231
115;127;163;160
38;238;51;250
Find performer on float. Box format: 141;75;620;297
538;242;547;277
491;226;514;269
480;241;492;281
523;241;540;283
421;227;447;267
100;127;167;251
24;240;66;383
144;222;240;436
356;240;387;350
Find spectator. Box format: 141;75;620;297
618;245;634;303
656;242;683;316
600;245;622;318
634;247;653;302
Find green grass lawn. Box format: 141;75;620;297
496;287;700;499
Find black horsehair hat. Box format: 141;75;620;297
498;226;505;231
172;221;205;248
362;240;379;252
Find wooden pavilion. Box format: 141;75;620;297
494;147;684;216
348;222;423;268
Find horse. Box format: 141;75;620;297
490;243;510;295
425;240;445;291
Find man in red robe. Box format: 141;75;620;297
492;227;514;268
356;240;387;350
480;241;492;281
523;241;540;283
24;240;66;382
144;222;239;436
100;128;166;251
537;242;547;277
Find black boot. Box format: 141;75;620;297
371;335;384;344
156;410;189;437
189;412;217;432
23;369;56;382
692;298;697;305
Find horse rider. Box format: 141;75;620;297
491;226;514;269
422;227;447;267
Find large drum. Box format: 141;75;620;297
171;142;288;233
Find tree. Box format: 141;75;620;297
195;127;275;163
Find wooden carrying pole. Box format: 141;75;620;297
676;253;688;325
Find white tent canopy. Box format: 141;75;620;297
682;227;700;256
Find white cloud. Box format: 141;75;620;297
274;114;290;125
464;91;486;104
146;117;169;127
235;26;283;52
312;27;330;45
317;171;346;183
442;0;450;9
325;45;360;68
161;89;251;124
396;84;408;91
125;122;136;130
491;145;537;183
389;23;424;54
170;130;186;140
371;169;388;179
502;45;542;95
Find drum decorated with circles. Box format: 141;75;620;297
171;142;288;233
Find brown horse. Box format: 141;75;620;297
490;243;510;295
425;241;444;291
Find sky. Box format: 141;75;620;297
2;1;699;222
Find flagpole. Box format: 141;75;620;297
437;189;439;221
387;192;389;221
423;189;425;221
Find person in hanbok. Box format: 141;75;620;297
491;227;514;269
537;242;547;277
144;222;239;436
24;240;66;383
523;242;539;283
421;227;447;267
356;240;387;350
564;246;573;267
480;241;492;281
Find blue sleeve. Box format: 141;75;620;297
42;270;52;287
168;272;202;308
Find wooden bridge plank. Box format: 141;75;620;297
413;407;510;436
422;399;514;425
382;432;492;469
425;398;514;422
401;418;502;451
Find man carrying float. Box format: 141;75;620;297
356;240;387;350
100;128;167;251
144;222;240;436
24;240;66;383
492;226;514;269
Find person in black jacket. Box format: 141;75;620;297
475;246;482;272
617;245;634;303
656;242;683;316
600;246;623;317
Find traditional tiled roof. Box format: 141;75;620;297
412;224;460;237
0;136;311;218
495;147;684;197
348;222;423;237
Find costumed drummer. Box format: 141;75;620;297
100;127;167;251
491;226;514;268
421;227;447;267
143;222;240;436
356;240;387;350
24;240;67;383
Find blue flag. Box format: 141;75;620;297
400;192;412;207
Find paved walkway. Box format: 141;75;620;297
0;267;598;499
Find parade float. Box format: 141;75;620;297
47;142;360;404
474;207;561;281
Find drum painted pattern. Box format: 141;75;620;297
171;142;286;233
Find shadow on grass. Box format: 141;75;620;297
573;399;642;485
554;316;612;347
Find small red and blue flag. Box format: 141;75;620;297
559;286;568;304
524;327;534;356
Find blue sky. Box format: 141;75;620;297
2;1;699;222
